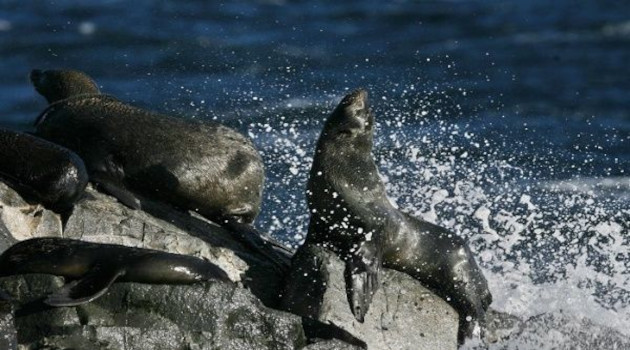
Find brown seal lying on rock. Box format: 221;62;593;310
28;69;293;268
0;128;87;212
0;237;229;306
30;68;264;226
305;89;492;344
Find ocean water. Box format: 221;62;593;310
0;0;628;347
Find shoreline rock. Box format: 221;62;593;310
3;180;627;349
3;274;306;350
282;245;459;350
0;181;458;349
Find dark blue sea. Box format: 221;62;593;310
1;0;628;347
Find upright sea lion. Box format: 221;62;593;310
0;128;88;212
30;68;264;225
306;89;492;344
0;237;229;306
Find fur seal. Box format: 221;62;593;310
0;128;88;211
30;68;264;225
306;89;492;344
0;237;229;306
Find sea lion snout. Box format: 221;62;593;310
341;89;368;111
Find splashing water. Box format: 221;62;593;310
247;79;629;347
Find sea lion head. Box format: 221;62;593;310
30;69;100;104
319;89;374;152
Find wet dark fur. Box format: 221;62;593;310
306;89;492;345
30;69;264;224
0;237;229;305
0;128;88;211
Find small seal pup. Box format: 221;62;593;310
0;128;88;212
30;68;264;225
0;237;229;306
306;89;492;344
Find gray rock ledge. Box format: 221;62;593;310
281;245;459;350
0;181;465;349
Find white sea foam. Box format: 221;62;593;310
541;177;630;200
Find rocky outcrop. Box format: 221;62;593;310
60;185;289;306
282;245;459;350
0;180;290;304
0;182;306;349
2;274;305;350
4;180;624;349
0;181;461;349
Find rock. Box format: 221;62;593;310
1;274;306;350
302;339;363;350
0;182;306;349
0;181;464;349
0;182;61;246
0;220;14;254
282;245;459;350
63;185;288;307
0;291;16;350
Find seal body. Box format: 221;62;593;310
0;128;88;211
306;90;387;322
382;213;492;343
306;90;492;344
30;69;264;224
0;237;229;306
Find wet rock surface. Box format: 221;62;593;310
2;274;306;350
62;185;289;306
483;311;630;350
0;182;61;245
301;339;364;350
282;244;459;350
0;183;304;349
0;291;16;350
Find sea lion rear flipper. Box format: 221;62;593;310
45;265;125;307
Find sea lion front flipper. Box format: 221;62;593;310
91;153;141;210
344;242;381;322
344;258;379;322
45;265;125;307
94;179;142;210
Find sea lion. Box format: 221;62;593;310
0;237;229;306
0;128;88;212
305;89;492;344
30;68;264;225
